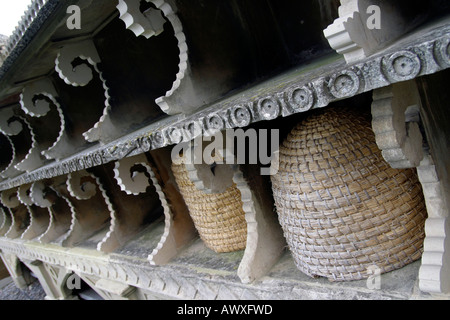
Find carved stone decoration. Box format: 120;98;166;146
19;78;71;161
233;165;286;284
182;140;285;283
113;155;151;196
54;39;114;145
77;273;138;300
0;253;33;289
18;183;51;241
327;69;361;99
371;80;424;168
55;39;101;87
116;0;210;115
417;154;450;294
93;161;163;253
148;148;197;265
21;260;77;300
112;153;194;265
29;181;74;245
0;114;34;179
0;107;23;136
30;181;53;209
20;78;58;117
117;0;166;39
66;170;97;200
0;110;45;174
54;170;112;248
0;134;19;179
0;188;30;239
0;206;12;236
13;116;46;173
323;0;422;63
382;51;422;83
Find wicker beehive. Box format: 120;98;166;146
172;158;247;253
271;107;427;281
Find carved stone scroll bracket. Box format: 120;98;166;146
66;170;97;200
55;39;101;87
19;78;71;161
183;143;285;283
323;0;418;64
17;183;34;206
371;80;424;168
234;165;286;284
0;118;32;179
20;78;58;118
0;107;23;136
0;206;12;236
148;148;197;265
30;181;53;209
418;154;450;294
57;170;112;248
117;0;166;39
0;133;16;179
14;116;46;173
0;188;30;239
55;39;114;145
117;0;213;115
0;112;43;174
112;153;192;265
0;187;21;209
19;183;51;241
30;181;73;245
113;155;151;196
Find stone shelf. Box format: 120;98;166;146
0;229;437;300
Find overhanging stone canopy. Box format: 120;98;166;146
0;0;449;300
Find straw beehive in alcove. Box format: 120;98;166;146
271;107;427;281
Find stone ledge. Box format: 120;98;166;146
1;230;448;300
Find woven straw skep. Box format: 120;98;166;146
271;107;427;281
172;158;247;253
